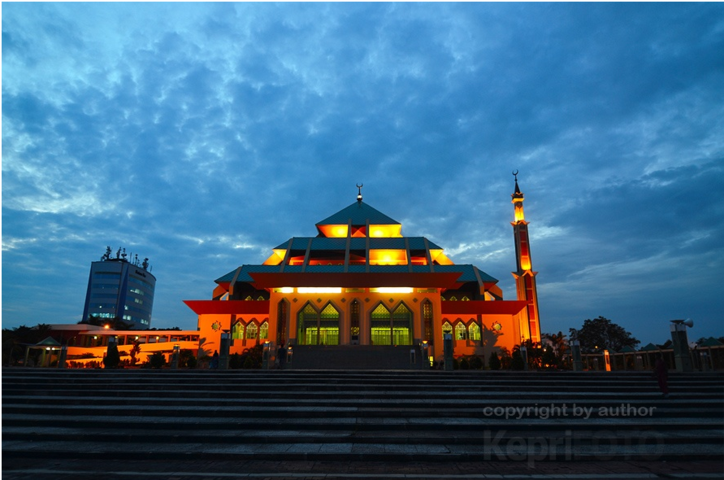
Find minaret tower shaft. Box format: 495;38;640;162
511;172;541;344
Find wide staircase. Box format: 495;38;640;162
289;345;421;369
3;369;724;478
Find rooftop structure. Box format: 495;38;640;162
185;178;542;366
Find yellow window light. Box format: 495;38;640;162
318;225;349;238
369;249;407;265
429;249;455;265
263;249;287;265
297;287;342;294
370;287;413;294
368;224;402;238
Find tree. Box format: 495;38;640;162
541;346;557;369
129;341;141;365
542;331;569;368
569;316;640;354
511;347;525;370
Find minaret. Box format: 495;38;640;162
511;171;541;344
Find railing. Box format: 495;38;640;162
580;345;724;371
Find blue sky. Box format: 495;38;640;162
3;3;723;346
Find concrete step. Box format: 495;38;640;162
3;438;723;462
3;369;723;465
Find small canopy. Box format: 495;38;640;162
699;337;724;347
640;343;660;351
35;337;61;347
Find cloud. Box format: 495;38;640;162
2;3;723;343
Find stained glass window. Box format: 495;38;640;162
455;322;467;340
232;322;244;340
247;322;258;340
469;322;481;341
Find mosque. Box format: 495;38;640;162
184;175;541;366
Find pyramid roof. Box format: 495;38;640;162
316;201;399;227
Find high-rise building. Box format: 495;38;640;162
184;177;542;364
81;247;156;329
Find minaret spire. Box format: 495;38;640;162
356;183;363;203
510;171;541;344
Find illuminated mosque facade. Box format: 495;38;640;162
184;176;541;364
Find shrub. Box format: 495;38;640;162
148;352;166;369
469;355;484;370
511;349;525;370
239;344;264;369
489;352;501;370
459;357;470;370
229;353;244;369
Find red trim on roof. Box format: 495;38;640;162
183;300;270;315
247;272;464;288
441;300;528;315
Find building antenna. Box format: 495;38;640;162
356;183;363;202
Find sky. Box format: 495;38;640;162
2;3;723;346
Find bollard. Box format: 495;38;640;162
520;345;528;371
443;334;453;371
219;333;231;370
634;354;644;371
171;344;180;369
262;342;271;369
421;340;430;369
571;341;583;371
58;345;67;369
670;322;693;372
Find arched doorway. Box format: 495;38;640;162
297;302;340;345
370;302;413;346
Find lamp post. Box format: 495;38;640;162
422;340;429;369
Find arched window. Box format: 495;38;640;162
297;302;340;346
247;322;258;340
297;303;318;345
245;296;253;301
277;300;288;346
370;303;413;346
442;320;453;341
259;321;269;340
319;303;340;345
370;304;391;346
469;321;481;341
350;300;360;342
392;304;412;345
449;296;458;301
422;300;433;345
455;322;467;340
461;296;470;301
232;321;244;340
257;295;265;301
